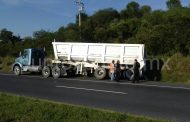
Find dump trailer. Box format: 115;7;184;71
50;42;145;80
12;41;145;80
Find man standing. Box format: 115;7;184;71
115;60;121;82
133;59;140;83
109;60;115;81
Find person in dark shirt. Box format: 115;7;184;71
133;59;140;83
115;60;121;82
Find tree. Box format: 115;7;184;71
55;26;66;41
0;28;13;43
33;30;55;53
166;0;182;9
91;8;119;27
120;1;141;19
2;1;190;57
76;13;89;26
64;23;79;42
94;27;108;43
127;1;140;12
144;10;165;26
0;28;21;45
81;19;95;42
140;5;152;15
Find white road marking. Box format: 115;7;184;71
64;78;116;84
63;78;190;90
56;85;128;95
121;83;190;90
1;73;190;90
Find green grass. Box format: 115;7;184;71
0;56;14;72
0;93;167;122
162;53;190;83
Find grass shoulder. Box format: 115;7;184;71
0;93;168;122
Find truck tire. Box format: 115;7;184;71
42;66;51;78
13;65;21;76
123;69;133;80
52;66;61;79
94;67;106;80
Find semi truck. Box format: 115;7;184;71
12;41;145;80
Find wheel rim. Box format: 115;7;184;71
14;67;20;75
44;69;49;75
126;69;133;80
52;67;60;78
54;69;59;76
42;67;50;78
94;67;106;80
98;70;104;76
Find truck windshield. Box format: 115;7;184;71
22;50;29;58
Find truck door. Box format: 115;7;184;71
22;49;30;66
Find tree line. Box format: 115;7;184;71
0;0;190;57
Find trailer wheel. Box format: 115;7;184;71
94;67;106;80
13;65;21;76
123;69;133;80
52;66;61;79
42;66;51;78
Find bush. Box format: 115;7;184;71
162;53;190;83
0;56;14;72
0;58;2;70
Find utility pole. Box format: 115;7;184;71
75;0;84;27
75;0;84;41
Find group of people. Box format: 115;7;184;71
109;59;140;83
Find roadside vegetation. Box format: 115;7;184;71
0;93;167;122
0;0;190;83
162;53;190;83
0;56;14;72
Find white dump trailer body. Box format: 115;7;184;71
52;42;145;69
52;42;145;80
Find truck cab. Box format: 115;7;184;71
13;48;46;75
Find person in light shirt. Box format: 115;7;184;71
109;60;115;81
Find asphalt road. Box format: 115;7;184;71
0;73;190;122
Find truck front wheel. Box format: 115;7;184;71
52;66;61;79
42;66;51;78
13;66;21;76
94;67;106;80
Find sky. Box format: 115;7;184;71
0;0;189;38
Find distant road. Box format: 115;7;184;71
0;73;190;122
